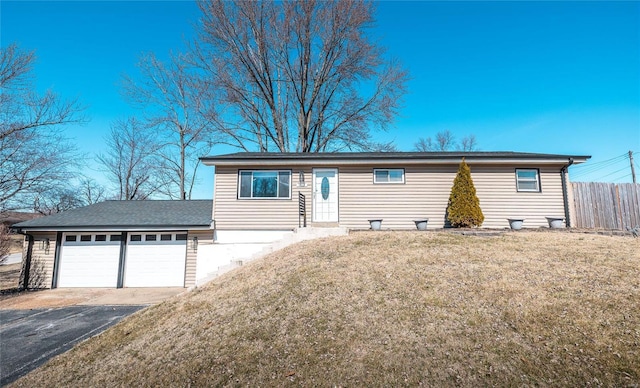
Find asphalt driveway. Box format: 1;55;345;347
0;305;145;386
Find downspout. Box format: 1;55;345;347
560;158;574;227
17;230;34;290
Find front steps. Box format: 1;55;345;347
194;227;348;287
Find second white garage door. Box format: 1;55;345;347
124;233;187;287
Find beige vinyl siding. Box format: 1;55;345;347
340;164;564;229
21;232;57;289
213;163;566;230
213;166;313;229
473;166;564;228
186;230;213;287
340;165;453;229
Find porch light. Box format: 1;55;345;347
192;236;198;251
40;238;50;253
298;171;306;187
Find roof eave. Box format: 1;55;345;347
15;224;213;233
202;156;590;167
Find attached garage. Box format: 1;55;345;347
57;233;122;288
124;233;187;287
14;200;214;289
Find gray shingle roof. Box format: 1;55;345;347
14;200;213;230
201;151;591;165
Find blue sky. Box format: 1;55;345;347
2;1;639;199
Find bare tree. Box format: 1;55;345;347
0;44;85;210
33;187;85;215
415;130;479;152
459;135;478;152
122;52;216;200
194;0;407;152
77;177;107;205
0;224;11;264
97;118;164;200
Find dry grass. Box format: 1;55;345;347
0;263;21;291
9;234;23;254
11;231;640;387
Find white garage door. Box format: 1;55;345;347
58;233;121;288
124;233;187;287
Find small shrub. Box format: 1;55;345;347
446;158;484;227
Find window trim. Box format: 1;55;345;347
373;168;405;184
237;170;292;199
515;168;541;192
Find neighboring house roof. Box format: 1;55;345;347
13;200;213;232
0;211;41;227
201;151;591;166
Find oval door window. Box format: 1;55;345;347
321;177;330;200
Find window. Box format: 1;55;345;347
161;234;172;241
516;169;541;192
145;234;157;241
95;235;107;242
110;234;122;242
176;234;188;241
65;235;77;242
130;234;142;242
238;170;291;199
374;169;405;184
80;235;92;242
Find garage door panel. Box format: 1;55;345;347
58;241;120;288
124;239;186;287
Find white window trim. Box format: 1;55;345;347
515;168;541;192
373;168;405;184
238;170;292;199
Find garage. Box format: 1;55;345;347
123;232;187;287
57;233;122;288
14;200;213;289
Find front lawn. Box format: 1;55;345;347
11;231;640;387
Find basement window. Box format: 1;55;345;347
374;169;405;184
516;169;541;192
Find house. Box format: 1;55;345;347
14;151;590;289
13;201;214;289
200;151;589;251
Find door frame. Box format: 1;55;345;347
312;168;339;223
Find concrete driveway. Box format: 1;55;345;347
0;288;184;385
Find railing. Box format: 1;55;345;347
298;192;307;228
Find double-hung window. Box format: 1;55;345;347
239;170;291;199
374;169;405;184
515;169;541;192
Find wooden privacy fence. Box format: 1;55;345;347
571;182;640;230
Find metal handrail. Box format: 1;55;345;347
298;192;307;228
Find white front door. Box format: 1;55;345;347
313;168;338;222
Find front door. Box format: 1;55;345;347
313;168;338;222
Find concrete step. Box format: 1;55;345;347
193;227;349;288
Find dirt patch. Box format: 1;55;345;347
0;288;185;310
